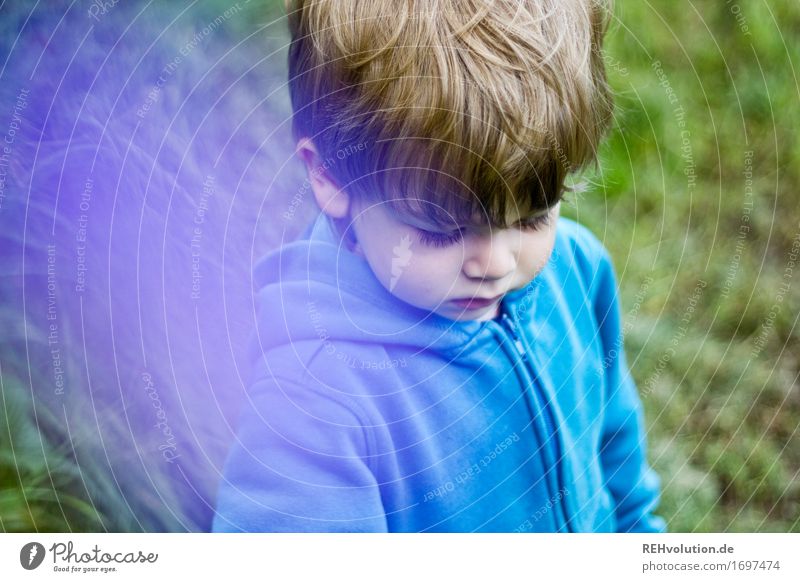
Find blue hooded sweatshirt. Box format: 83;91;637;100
211;212;666;533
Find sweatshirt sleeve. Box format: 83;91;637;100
211;374;388;532
589;244;667;533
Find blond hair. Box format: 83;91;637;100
286;0;614;228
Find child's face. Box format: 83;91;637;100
347;199;560;322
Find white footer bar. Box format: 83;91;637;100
2;533;797;581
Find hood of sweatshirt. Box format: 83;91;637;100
251;211;546;360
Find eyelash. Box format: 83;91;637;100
416;213;551;248
417;228;464;248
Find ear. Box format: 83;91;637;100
295;138;351;219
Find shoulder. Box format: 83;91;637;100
552;216;616;299
554;216;611;265
249;340;389;419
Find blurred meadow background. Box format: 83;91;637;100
0;0;797;532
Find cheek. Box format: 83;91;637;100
364;243;400;284
390;245;463;295
518;231;557;275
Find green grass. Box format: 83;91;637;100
560;0;800;531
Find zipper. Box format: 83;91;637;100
498;308;572;532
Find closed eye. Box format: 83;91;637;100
416;211;551;248
417;228;464;248
518;212;551;231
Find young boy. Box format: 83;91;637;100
212;0;666;532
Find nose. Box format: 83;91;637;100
461;231;517;281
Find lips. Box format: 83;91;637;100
449;294;503;310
